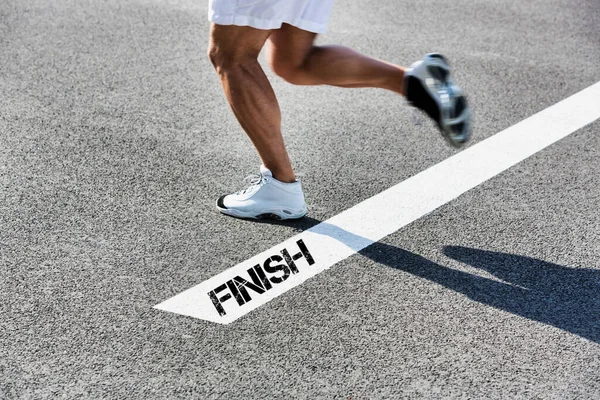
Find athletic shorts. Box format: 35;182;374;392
208;0;334;34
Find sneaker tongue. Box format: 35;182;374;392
259;165;273;177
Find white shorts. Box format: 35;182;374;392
208;0;334;34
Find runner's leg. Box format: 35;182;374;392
208;23;296;183
268;24;406;95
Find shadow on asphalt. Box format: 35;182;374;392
363;243;600;344
257;217;600;344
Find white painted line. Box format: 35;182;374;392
155;82;600;324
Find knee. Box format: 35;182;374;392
207;44;256;75
207;45;234;75
269;56;306;85
207;44;221;69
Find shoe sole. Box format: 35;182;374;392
406;53;471;147
409;76;471;148
216;202;308;220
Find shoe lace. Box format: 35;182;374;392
235;173;267;195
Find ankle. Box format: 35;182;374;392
262;163;296;183
272;173;296;183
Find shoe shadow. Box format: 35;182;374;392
276;218;599;343
249;215;323;231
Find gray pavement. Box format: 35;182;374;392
1;0;599;398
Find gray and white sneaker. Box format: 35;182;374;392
405;53;471;147
216;165;308;220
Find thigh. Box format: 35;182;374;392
267;23;318;68
209;23;273;60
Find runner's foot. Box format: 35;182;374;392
216;165;308;220
404;53;471;147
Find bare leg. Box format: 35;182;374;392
268;24;406;95
208;24;296;182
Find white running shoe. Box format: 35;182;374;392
404;53;472;147
216;165;308;220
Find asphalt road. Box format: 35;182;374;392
1;0;599;398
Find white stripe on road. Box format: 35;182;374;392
154;81;600;324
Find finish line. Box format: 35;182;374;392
155;81;600;324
